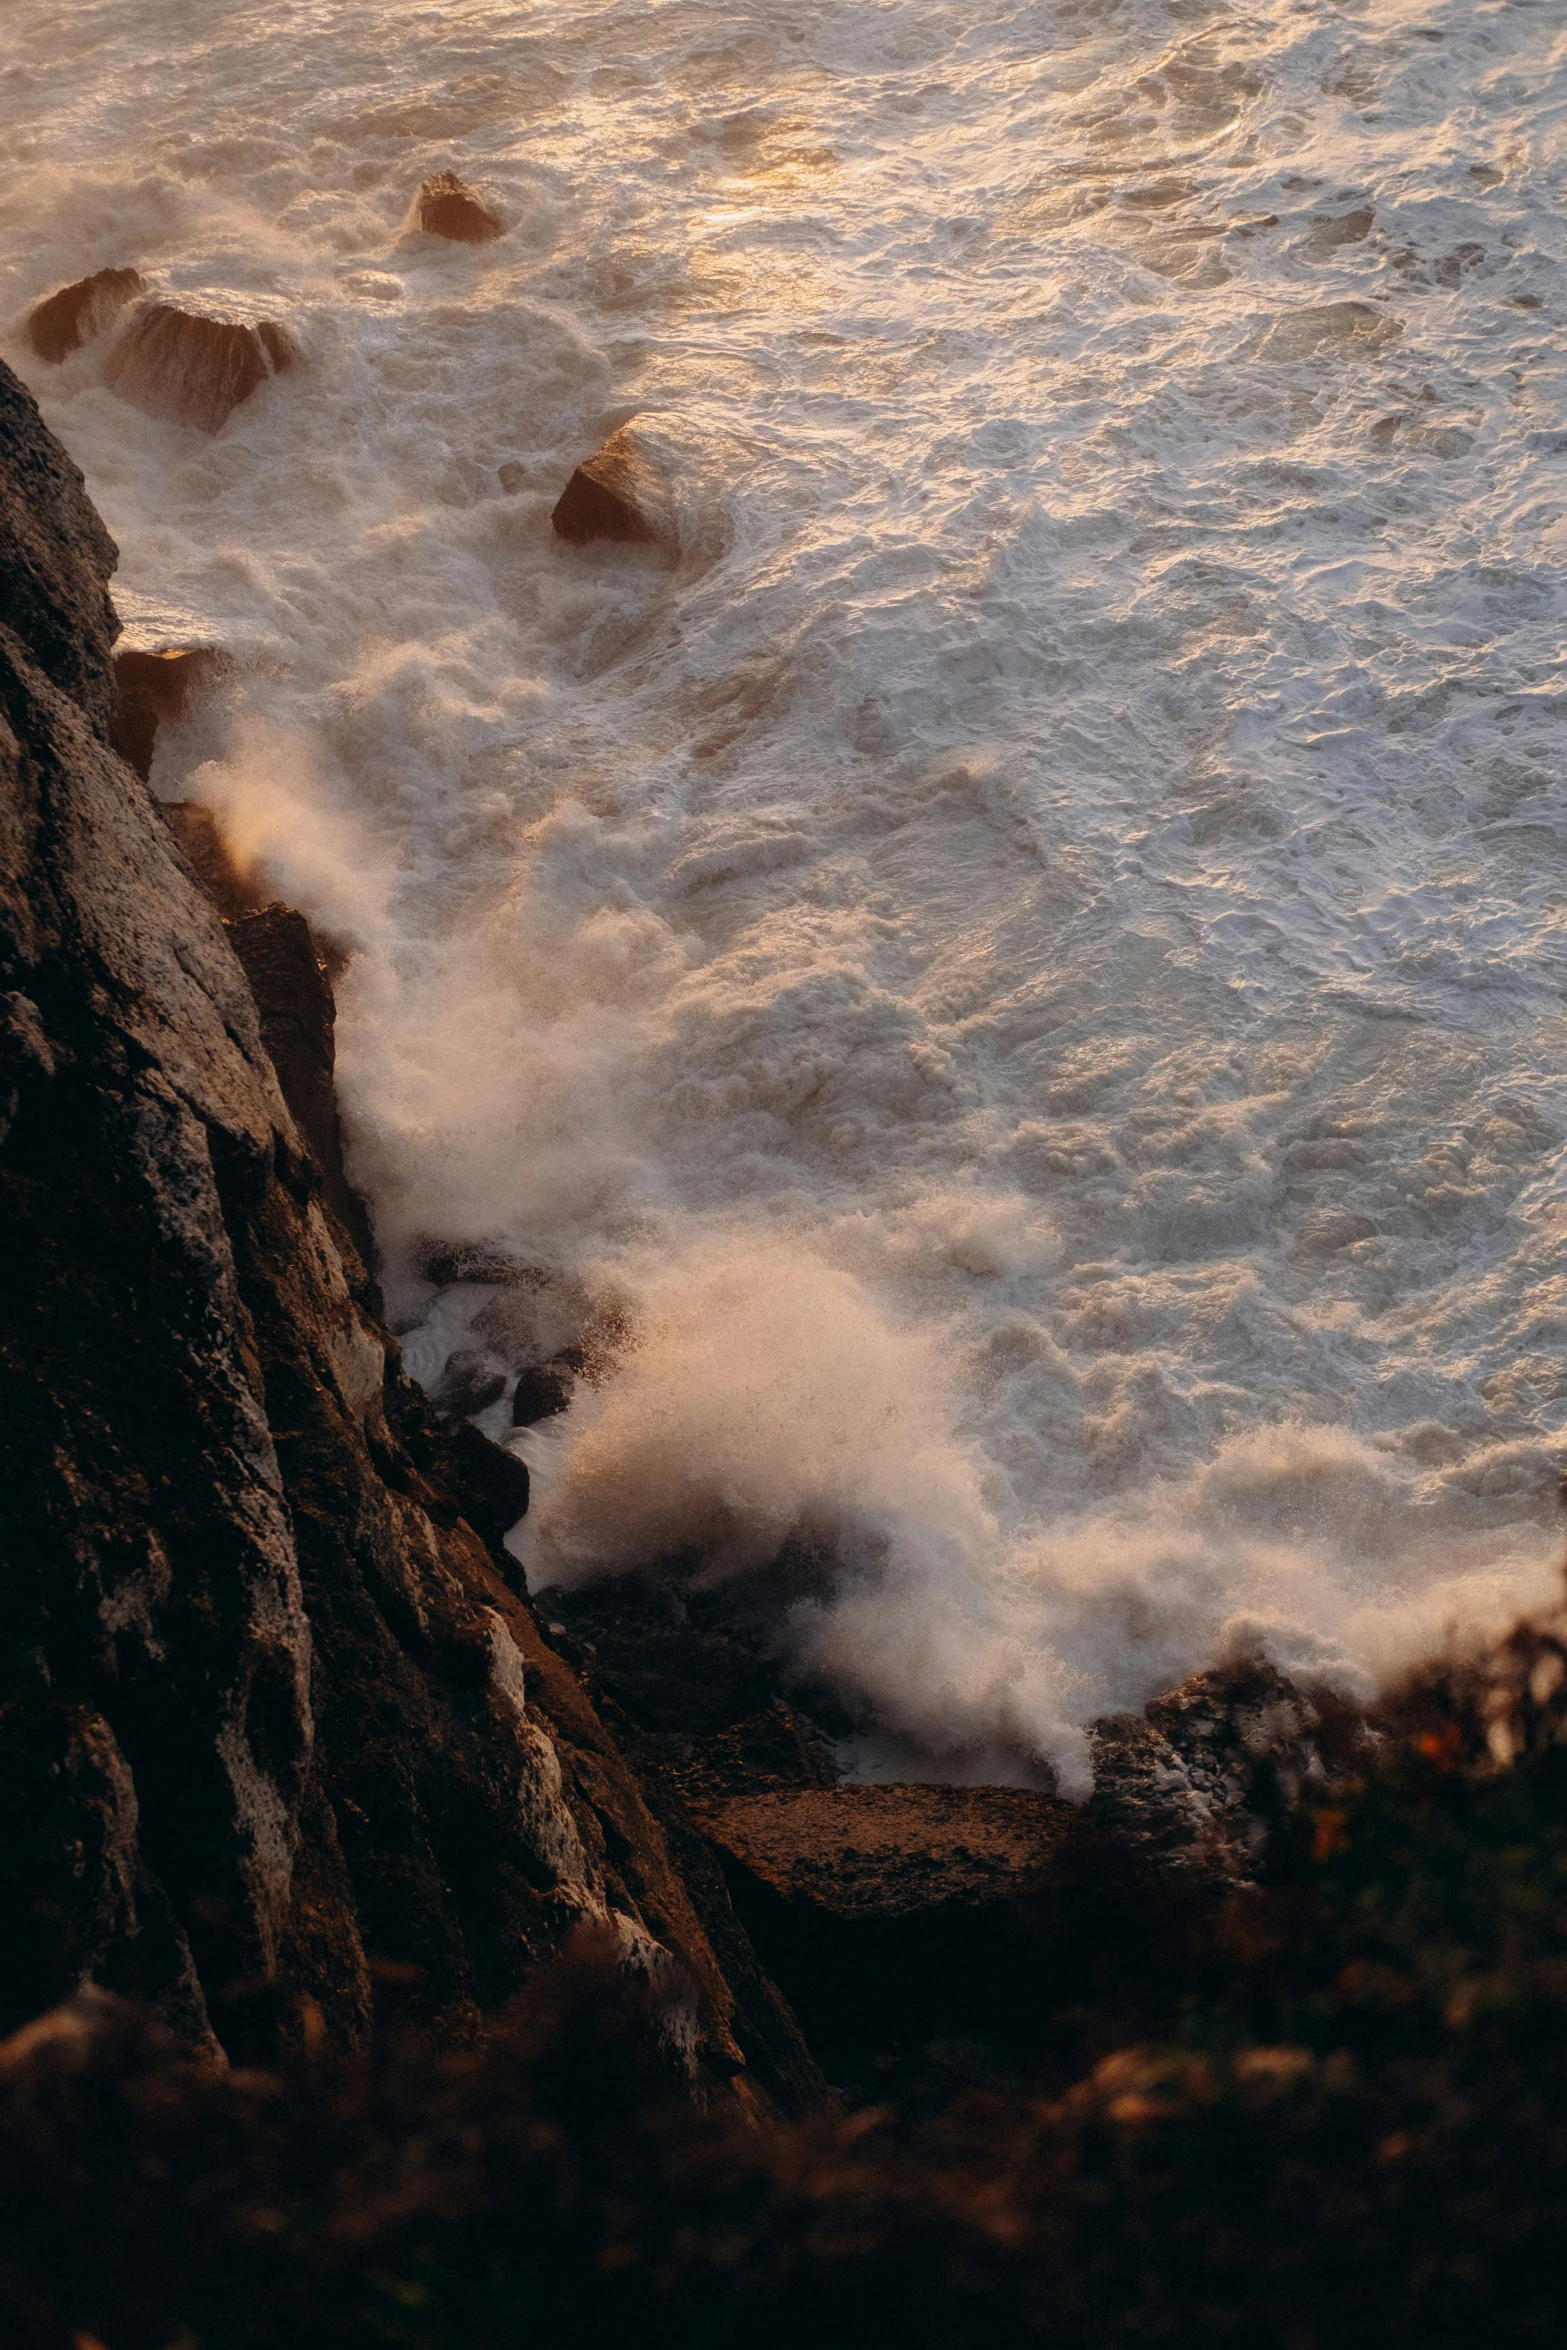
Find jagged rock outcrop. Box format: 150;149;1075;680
25;268;144;365
1088;1654;1331;1880
105;304;296;433
413;171;504;244
0;358;824;2112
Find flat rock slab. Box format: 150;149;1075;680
697;1786;1075;1922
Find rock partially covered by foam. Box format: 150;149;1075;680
414;171;505;244
110;645;225;777
551;424;677;548
25;267;143;364
105;302;296;432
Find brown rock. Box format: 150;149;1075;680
414;171;505;244
26;268;144;365
696;1784;1076;2098
110;646;225;779
105;303;296;433
511;1355;575;1425
699;1785;1074;1923
157;802;264;922
551;424;674;548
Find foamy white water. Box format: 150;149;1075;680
8;0;1567;1786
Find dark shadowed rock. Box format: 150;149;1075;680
110;645;226;779
546;1572;780;1738
0;362;119;732
552;424;675;548
419;1421;531;1555
105;303;297;432
436;1346;508;1419
414;171;504;244
511;1355;575;1424
697;1785;1076;2100
26;268;144;365
223;906;375;1278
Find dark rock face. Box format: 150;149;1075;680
414;171;504;244
695;1785;1076;2098
0;359;823;2112
552;425;673;547
157;801;263;921
105;305;296;433
26;268;144;365
109;646;225;780
0;363;120;732
223;906;374;1280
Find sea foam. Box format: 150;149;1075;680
6;0;1567;1781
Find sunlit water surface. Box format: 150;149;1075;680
7;0;1567;1785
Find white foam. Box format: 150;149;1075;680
8;0;1567;1778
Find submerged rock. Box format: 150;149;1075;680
25;267;143;364
551;423;676;548
105;302;296;432
413;171;504;244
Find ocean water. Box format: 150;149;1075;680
7;0;1567;1788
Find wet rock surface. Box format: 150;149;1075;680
109;645;225;779
0;361;120;730
414;170;504;244
105;303;296;433
26;267;143;365
552;423;675;547
0;359;821;2113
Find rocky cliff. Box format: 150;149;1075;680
0;357;822;2107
